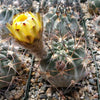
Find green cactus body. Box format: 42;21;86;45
43;4;79;35
0;43;21;88
40;38;87;87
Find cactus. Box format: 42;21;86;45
87;0;100;15
34;0;79;35
7;11;87;88
40;37;87;87
0;41;22;88
42;1;79;36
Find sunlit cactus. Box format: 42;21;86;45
7;11;88;88
40;36;87;87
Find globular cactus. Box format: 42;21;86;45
43;3;79;35
87;0;100;15
40;37;87;87
0;41;22;88
7;12;87;88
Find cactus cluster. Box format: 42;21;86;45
0;41;22;88
6;11;88;88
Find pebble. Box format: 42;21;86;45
38;82;43;87
31;72;35;76
31;95;35;99
80;96;84;99
31;79;35;84
92;86;97;90
39;94;47;99
88;73;93;78
93;93;98;98
96;55;100;61
97;51;100;54
46;88;52;97
89;79;96;85
39;89;45;94
40;85;47;92
35;72;40;78
14;89;24;99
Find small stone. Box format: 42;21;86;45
38;83;43;87
96;55;100;61
38;77;43;81
35;78;38;82
87;85;93;93
40;85;47;91
89;73;93;78
31;72;35;76
89;79;96;85
34;91;39;95
92;86;97;90
80;96;84;99
97;51;100;54
39;89;45;94
39;94;47;99
11;90;16;94
46;88;52;97
25;67;30;73
35;86;39;90
35;72;40;78
14;89;24;99
29;92;32;96
31;95;35;99
53;93;59;99
93;93;98;98
31;79;35;83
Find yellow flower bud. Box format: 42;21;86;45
7;12;43;43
